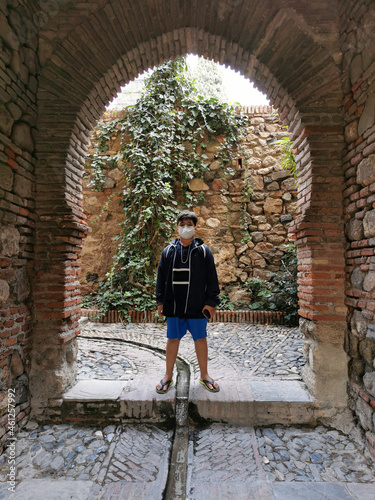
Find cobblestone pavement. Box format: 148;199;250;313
187;424;375;499
78;322;305;381
0;421;172;500
0;322;374;499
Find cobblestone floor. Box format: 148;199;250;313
0;421;172;499
79;322;305;380
1;322;374;500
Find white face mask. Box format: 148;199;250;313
178;225;195;240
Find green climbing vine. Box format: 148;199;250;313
272;126;297;183
84;58;248;316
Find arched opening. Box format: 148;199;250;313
25;2;349;434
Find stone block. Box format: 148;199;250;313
266;181;280;191
251;231;264;243
262;156;277;167
253;242;274;255
357;155;375;187
300;318;346;344
0;279;9;306
107;167;123;182
351;267;365;288
344;120;359;144
359;338;375;367
271;170;290;181
351;310;368;339
10;351;23;378
302;362;348;405
13;172;32;198
0;12;20;50
264;197;282;215
206;217;220;228
209;160;221;171
247;202;263;215
0;164;13;191
103;177;115;189
350;53;363;85
363;209;375;238
11;121;34;153
358;94;375;137
355;394;374;431
0;225;20;256
281;178;295;191
364;372;375;398
10;268;30;303
280;214;293;223
267;234;286;245
228;287;250;304
363;272;375;292
189;178;209;191
346;218;364;241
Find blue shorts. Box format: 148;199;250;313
167;317;207;341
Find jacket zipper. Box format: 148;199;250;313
171;245;177;315
184;244;199;314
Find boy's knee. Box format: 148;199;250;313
167;338;180;344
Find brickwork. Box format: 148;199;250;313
0;1;40;453
339;0;375;457
0;0;374;456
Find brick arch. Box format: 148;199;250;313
31;1;348;423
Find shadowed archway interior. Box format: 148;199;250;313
1;0;375;457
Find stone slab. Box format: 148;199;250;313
345;483;375;500
249;380;313;402
100;481;164;500
189;378;315;425
189;481;366;500
271;482;353;500
3;480;98;500
62;376;176;423
63;379;127;401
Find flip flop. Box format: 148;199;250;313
156;379;173;394
199;378;220;393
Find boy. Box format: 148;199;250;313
155;210;220;394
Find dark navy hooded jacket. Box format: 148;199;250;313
156;238;220;318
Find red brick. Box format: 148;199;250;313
7;158;17;170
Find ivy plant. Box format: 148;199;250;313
245;244;298;325
85;58;248;315
272;126;297;183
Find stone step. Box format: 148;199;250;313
62;376;176;425
61;377;316;427
189;378;316;426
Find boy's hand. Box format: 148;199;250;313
157;304;164;317
202;305;216;319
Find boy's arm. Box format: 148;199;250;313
204;247;220;308
156;251;166;306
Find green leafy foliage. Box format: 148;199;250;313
85;58;248;314
245;244;298;325
272;127;297;183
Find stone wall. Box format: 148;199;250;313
340;0;375;456
0;1;39;453
0;0;374;458
80;107;297;306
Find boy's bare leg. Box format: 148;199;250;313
194;338;219;390
156;338;180;391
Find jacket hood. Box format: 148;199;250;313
169;238;204;247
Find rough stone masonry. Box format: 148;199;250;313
80;107;297;305
0;0;375;460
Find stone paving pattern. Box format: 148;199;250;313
0;322;374;499
78;322;305;381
